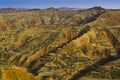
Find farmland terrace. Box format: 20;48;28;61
0;7;120;80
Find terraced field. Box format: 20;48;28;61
0;7;120;80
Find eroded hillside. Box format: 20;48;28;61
88;11;120;27
0;7;120;80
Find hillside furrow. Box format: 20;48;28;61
68;28;120;80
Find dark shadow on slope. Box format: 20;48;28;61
44;10;106;55
47;26;91;53
78;11;106;25
69;55;120;80
69;28;120;80
28;26;91;75
28;11;107;75
7;10;106;76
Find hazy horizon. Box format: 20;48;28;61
0;6;110;9
0;0;120;9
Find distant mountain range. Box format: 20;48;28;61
0;7;119;13
58;7;85;11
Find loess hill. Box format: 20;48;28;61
0;7;120;80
